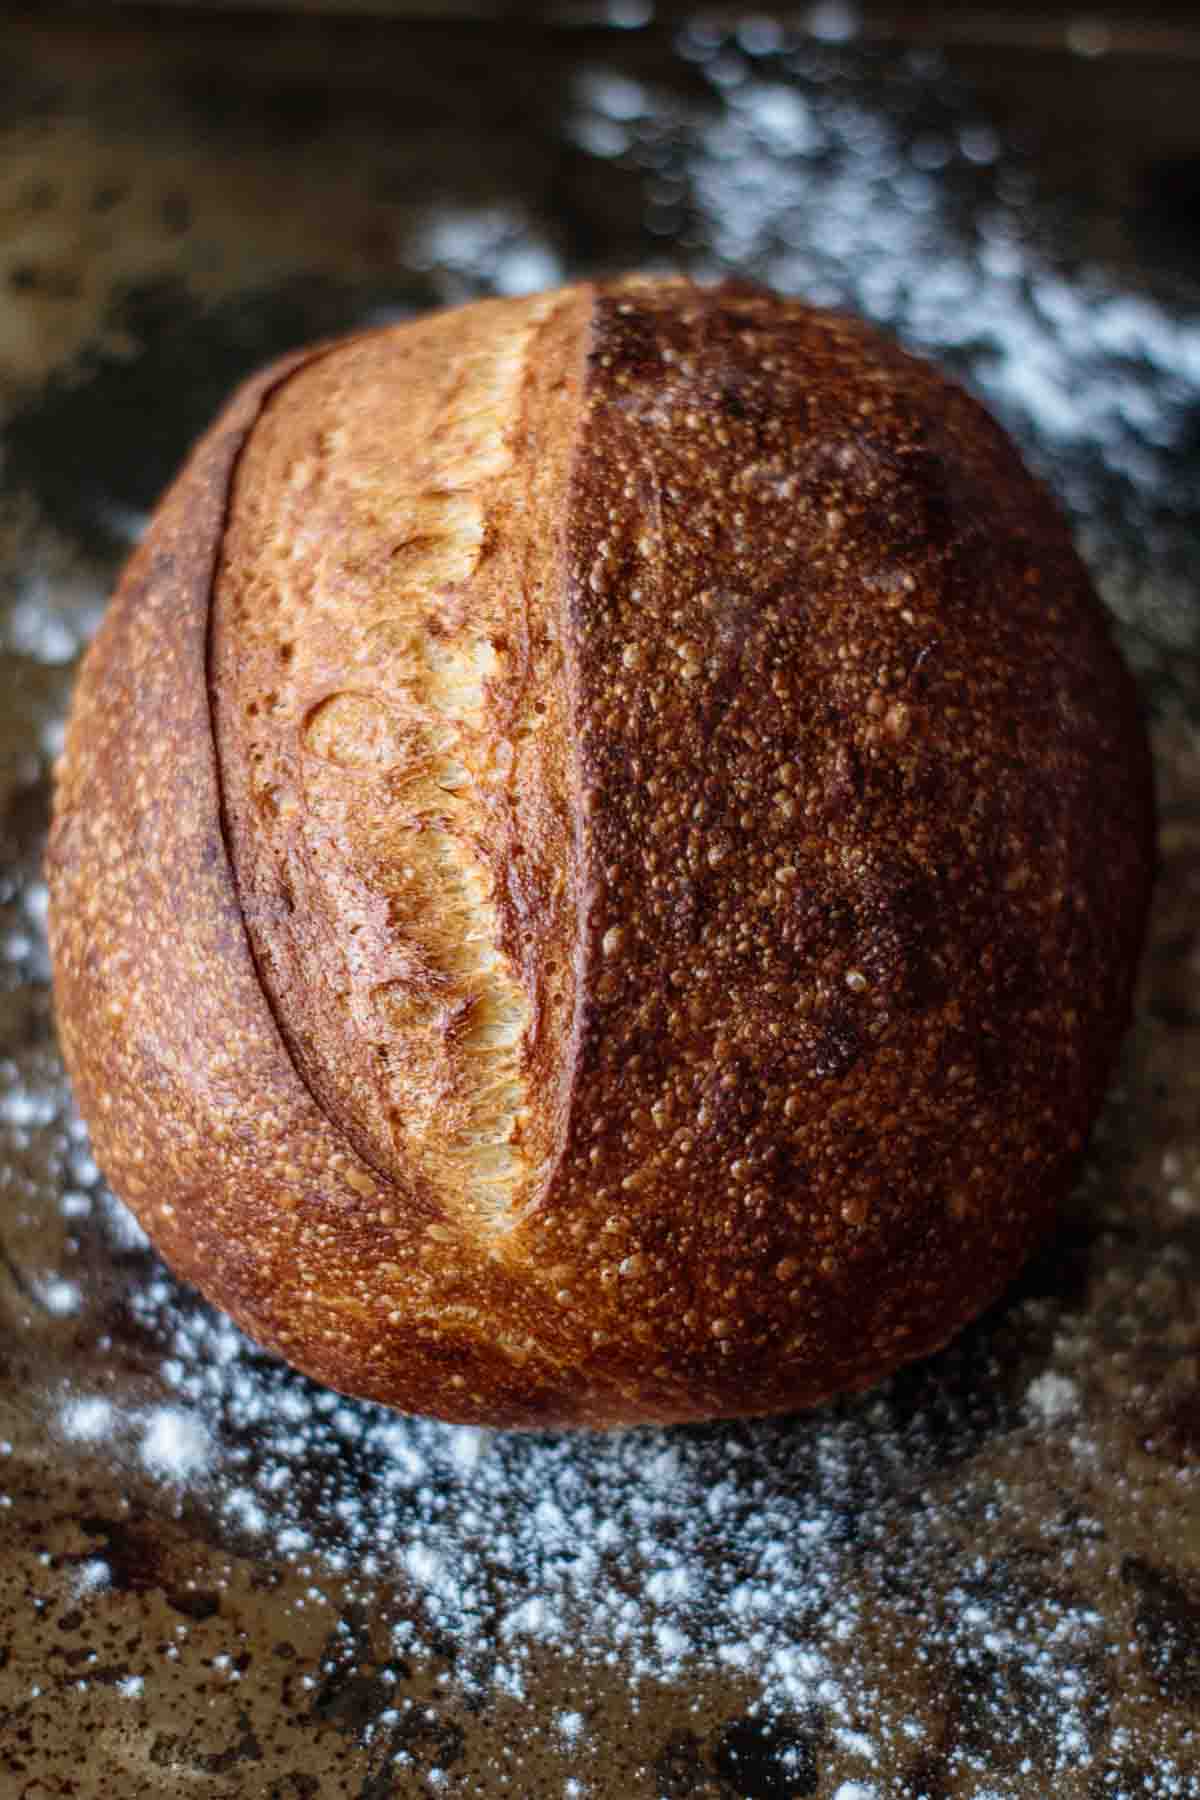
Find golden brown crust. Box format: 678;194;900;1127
45;333;590;1426
211;291;587;1239
47;278;1154;1427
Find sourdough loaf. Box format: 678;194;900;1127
47;277;1154;1427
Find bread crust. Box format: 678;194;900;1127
211;291;587;1237
47;278;1154;1427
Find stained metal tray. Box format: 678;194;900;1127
2;12;1199;1796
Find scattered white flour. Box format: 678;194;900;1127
408;205;563;303
807;3;860;45
0;566;105;667
1025;1372;1080;1424
73;1556;111;1594
78;1242;1193;1794
35;1275;81;1316
138;1404;214;1483
58;1396;117;1443
572;23;1200;699
0;1071;61;1133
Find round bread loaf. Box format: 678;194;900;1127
47;276;1153;1428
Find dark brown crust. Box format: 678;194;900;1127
47;278;1155;1428
523;279;1155;1420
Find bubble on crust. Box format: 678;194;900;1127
302;692;405;770
372;982;454;1138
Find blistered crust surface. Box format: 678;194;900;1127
212;293;584;1240
517;278;1153;1421
46;320;605;1427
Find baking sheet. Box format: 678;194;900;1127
2;13;1199;1796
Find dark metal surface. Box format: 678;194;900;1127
1;13;1199;1796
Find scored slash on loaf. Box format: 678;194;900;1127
47;276;1153;1428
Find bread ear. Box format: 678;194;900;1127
211;291;588;1241
48;279;1154;1427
